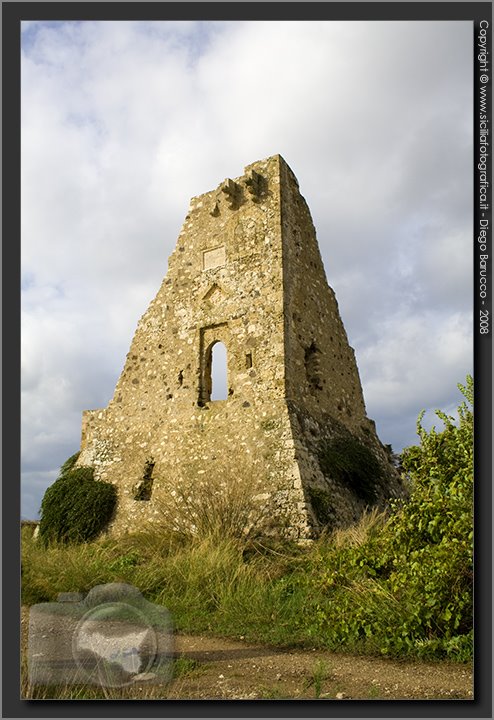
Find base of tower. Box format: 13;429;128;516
78;397;406;543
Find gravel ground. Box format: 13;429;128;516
165;632;473;700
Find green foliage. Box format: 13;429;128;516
376;375;474;651
22;536;119;604
65;466;96;484
58;452;81;479
306;376;474;660
38;455;117;545
307;487;334;526
319;428;381;505
172;657;205;679
304;660;331;698
107;550;141;575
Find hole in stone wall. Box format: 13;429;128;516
211;342;228;400
200;341;228;404
133;460;155;501
245;352;253;369
305;341;323;391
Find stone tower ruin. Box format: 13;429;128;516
78;155;403;539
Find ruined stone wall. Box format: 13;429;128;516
78;155;403;539
79;156;311;536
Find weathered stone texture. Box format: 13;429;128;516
78;155;404;539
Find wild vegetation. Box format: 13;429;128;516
38;452;117;545
318;424;382;505
23;376;473;696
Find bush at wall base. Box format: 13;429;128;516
39;455;117;545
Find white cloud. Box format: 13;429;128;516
359;310;473;447
21;20;473;519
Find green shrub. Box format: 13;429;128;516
58;451;81;479
377;376;473;652
319;428;381;505
307;487;335;526
308;376;474;659
63;466;95;484
39;456;117;545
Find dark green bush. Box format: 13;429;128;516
319;428;381;504
64;466;95;484
58;451;81;479
39;456;117;545
307;487;335;526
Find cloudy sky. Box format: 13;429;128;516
21;20;473;520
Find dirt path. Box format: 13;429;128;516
166;632;472;700
21;607;472;700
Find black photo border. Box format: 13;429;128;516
3;2;492;718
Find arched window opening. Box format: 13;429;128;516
199;340;229;405
210;342;228;400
